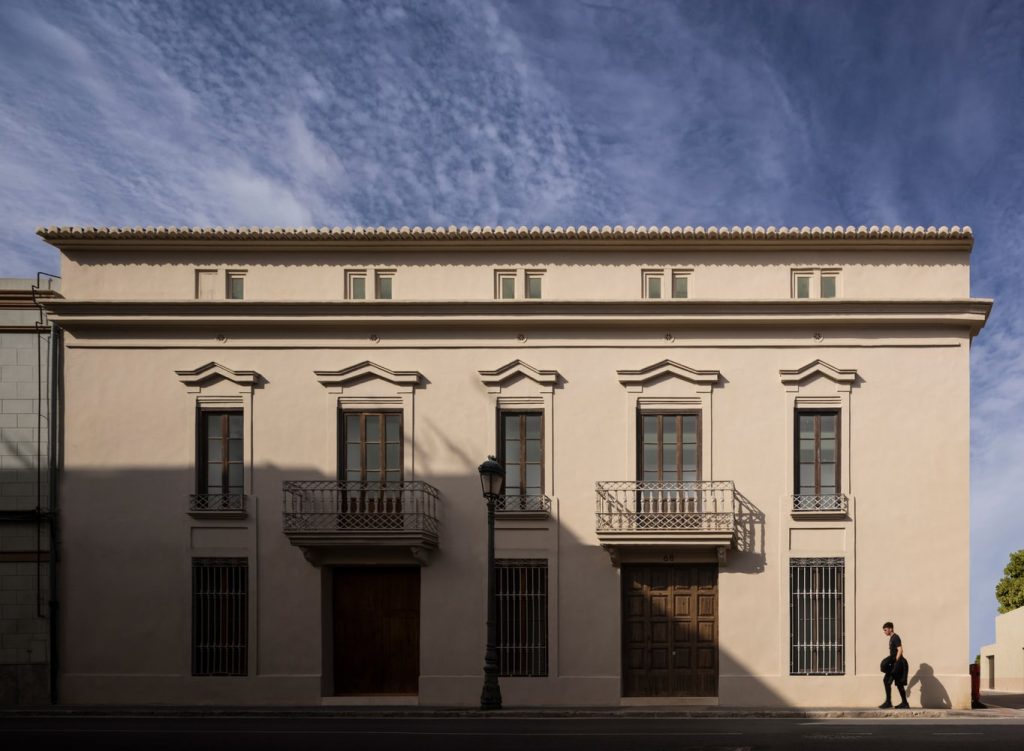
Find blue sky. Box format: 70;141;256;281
1;0;1021;658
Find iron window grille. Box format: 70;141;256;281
789;557;845;675
496;559;548;677
192;558;248;676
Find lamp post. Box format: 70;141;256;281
478;455;504;710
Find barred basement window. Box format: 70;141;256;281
790;557;844;675
192;558;248;676
497;559;548;677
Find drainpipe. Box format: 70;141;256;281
47;323;62;705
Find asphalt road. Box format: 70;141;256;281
2;716;1024;750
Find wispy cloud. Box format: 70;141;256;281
0;0;1021;656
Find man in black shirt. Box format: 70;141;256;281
880;621;910;708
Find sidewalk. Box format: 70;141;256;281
0;703;1014;720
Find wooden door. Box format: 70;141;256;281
622;564;717;697
333;567;420;694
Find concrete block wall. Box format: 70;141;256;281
0;284;54;705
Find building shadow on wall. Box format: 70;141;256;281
730;491;766;574
907;663;951;708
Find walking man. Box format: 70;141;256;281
880;621;909;708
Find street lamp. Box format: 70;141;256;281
478;455;504;710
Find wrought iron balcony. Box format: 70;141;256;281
189;493;247;518
791;493;849;515
282;481;440;561
495;494;551;515
595;480;736;550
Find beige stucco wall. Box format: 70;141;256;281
980;606;1024;692
43;236;984;708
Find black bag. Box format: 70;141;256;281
880;656;894;673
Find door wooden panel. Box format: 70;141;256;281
622;564;718;697
333;567;420;694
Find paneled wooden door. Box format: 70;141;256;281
333;567;420;694
622;564;718;697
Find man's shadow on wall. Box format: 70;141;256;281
907;663;951;708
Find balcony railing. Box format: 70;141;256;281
792;494;849;514
189;493;247;517
495;494;551;514
595;480;736;538
282;480;440;547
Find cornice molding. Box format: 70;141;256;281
618;359;721;388
478;359;560;389
315;361;423;389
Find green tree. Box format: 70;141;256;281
995;549;1024;614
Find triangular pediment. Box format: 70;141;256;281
779;359;857;387
315;361;423;389
478;359;560;389
617;360;721;388
176;362;260;388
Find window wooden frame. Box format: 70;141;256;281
498;411;544;496
338;410;404;484
794;410;840;495
198;410;244;495
636;411;702;483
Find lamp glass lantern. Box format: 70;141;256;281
478;457;505;497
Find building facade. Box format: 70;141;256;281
0;277;58;705
37;224;989;707
980;606;1024;692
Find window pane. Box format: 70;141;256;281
345;414;360;439
799;415;815;438
351;276;366;299
228;276;244;300
799;441;816;463
365;416;380;442
346;468;361;482
345;444;360;470
682;416;697;442
796;276;810;298
647;276;662;299
820;464;836;491
207;413;222;436
820;439;836;463
525;464;541;491
821;276;837;298
642;416;658;443
385;415;400;441
377;275;393;299
799;464;815;487
366;449;380;471
207;439;223;463
228;439;243;461
682;445;697;470
506;463;520;487
207;465;222;489
525;440;541;462
672;275;688;298
228;414;243;438
526;275;542;299
662;444;676;468
386;443;400;469
505;415;520;439
228;463;243;490
663;417;677;442
500;276;515;299
525;414;542;439
820;415;836;437
643;444;658;469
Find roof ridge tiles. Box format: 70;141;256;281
35;224;973;241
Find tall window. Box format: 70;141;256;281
497;559;548;677
199;411;244;498
192;557;248;676
639;413;700;484
226;271;246;300
790;557;845;675
340;412;402;484
795;411;839;495
500;412;543;496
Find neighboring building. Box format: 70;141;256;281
0;277;59;705
37;224;989;708
980;606;1024;692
